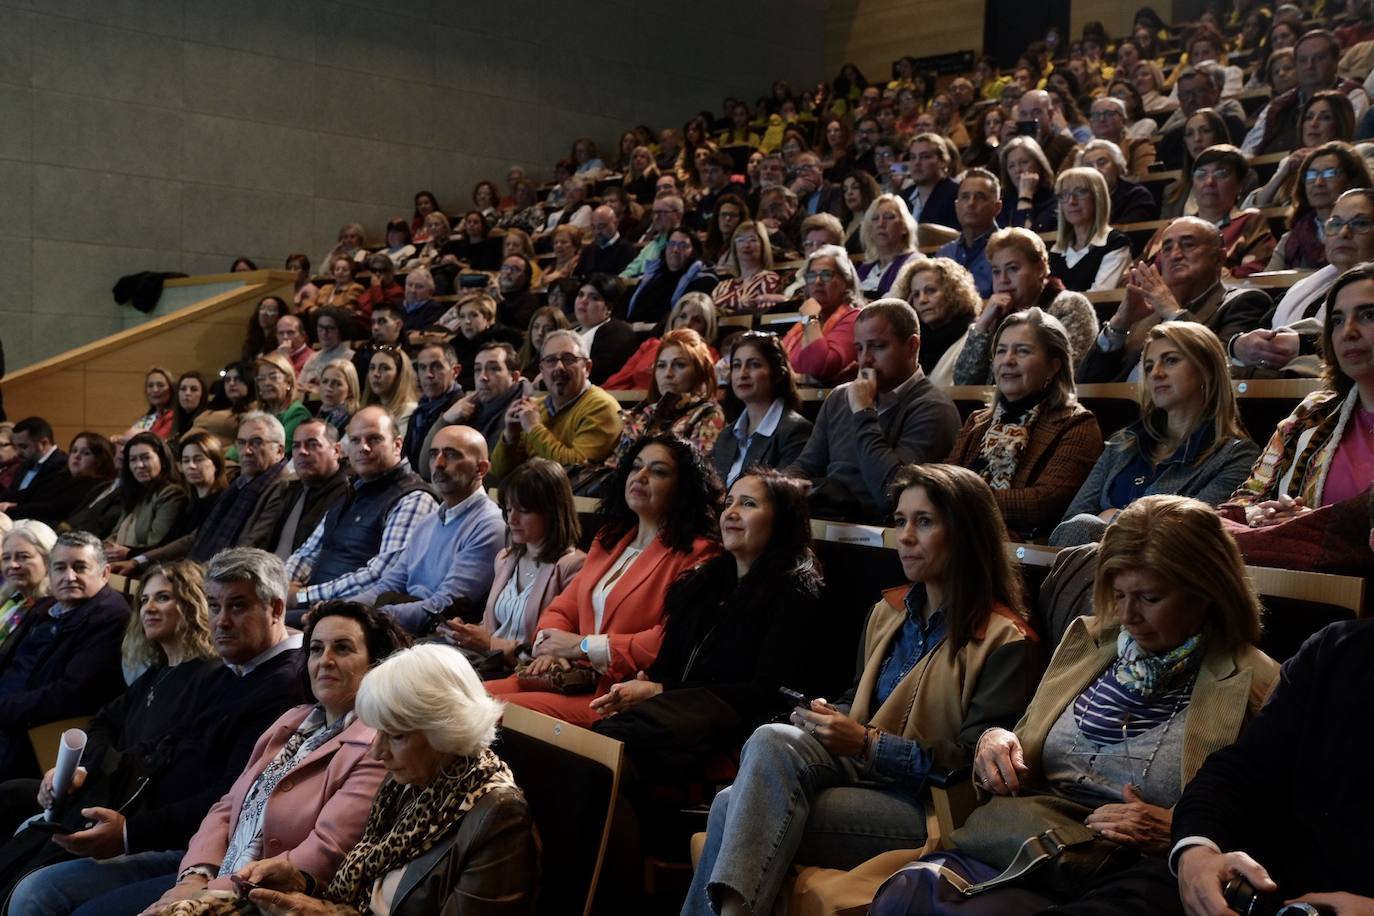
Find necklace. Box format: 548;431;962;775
1067;667;1194;792
145;664;177;708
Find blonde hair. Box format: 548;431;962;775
1093;495;1261;652
458;292;498;324
1053;167;1112;253
1133;322;1247;460
724;221;774;274
860;194;918;261
121;561;217;672
320;359;361;415
356;644;503;756
987;226;1051;271
363;348;418;418
890;255;981;323
254;352;299;410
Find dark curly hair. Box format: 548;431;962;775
301;600;414;703
596;433;722;553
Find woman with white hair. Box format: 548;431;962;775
781;244;865;387
857;194;918;297
1076;139;1159;224
235;644;537;916
0;521;57;648
1048;167;1132;293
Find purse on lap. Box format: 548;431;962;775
513;660;598;694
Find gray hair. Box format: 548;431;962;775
803;245;866;306
1186;61;1226;94
659;195;685;214
860;194;918;261
205;547;288;608
355;644;502;756
53;531;107;571
4;519;57;556
1091;96;1127;117
667;293;718;342
992;307;1079;410
540;328;588;359
408;266;435;290
237;411;287;448
960;167;1002;203
1077;139;1130;175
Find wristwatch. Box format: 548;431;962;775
579;636;591;658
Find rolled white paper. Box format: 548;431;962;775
45;728;87;821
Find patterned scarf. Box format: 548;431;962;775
0;595;34;651
976;398;1043;490
221;707;352;873
1114;628;1205;698
325;749;517;914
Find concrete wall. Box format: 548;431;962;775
0;0;823;370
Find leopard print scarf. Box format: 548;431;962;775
977;399;1042;490
325;749;517;914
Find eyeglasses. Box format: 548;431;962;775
665;241;693;251
1192;166;1234;183
539;354;586;369
1089;110;1122;120
1324;215;1374;235
1305;166;1343;182
1057;187;1092;202
805;269;840;283
235;437;274;451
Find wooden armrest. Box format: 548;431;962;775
928;765;979;848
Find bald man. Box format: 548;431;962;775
575;204;637;275
352;425;506;634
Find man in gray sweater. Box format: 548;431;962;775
785;299;961;523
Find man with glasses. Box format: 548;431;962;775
851;117;882;177
902;133;960;230
936;168;1001;297
1245;29;1369;154
791;152;844;218
490;330;622;481
622;196;684;280
1089;97;1157;177
575;205;637;276
623;227;718;328
1079;217;1272;382
1230;188;1374;375
116;413;295;574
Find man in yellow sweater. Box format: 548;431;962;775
490;329;622;480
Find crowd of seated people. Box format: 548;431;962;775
3;4;1374;913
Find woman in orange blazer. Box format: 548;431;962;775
137;603;410;912
487;434;721;727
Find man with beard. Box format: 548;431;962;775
352;302;406;383
402;343;464;470
495;255;539;329
490;329;622;480
623;227;719;330
352;425;505;633
419;341;531;468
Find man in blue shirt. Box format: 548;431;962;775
355;425;505;634
936;168;1001;298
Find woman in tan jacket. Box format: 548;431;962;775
683;464;1040;916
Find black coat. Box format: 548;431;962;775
575;239;638;277
906;177;961;230
1110;179;1160;225
1;451;77;527
585;319;640;387
711;408;813;484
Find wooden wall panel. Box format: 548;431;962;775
5;271;295;446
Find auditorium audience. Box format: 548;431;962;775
1158;65;1248;169
362;348;418;439
1244;28;1369;154
255;352;313;445
379;217;416;270
889;257;978;387
1257;142;1371;270
195;362;257;443
314;359;360;435
0;531;127;779
880;494;1278;912
786;300;961;523
397;268;447;340
444;211;503;271
858;194;919;297
712;221;783;314
420;342;533;467
1049;167;1133;293
1053;323;1261;547
1233;188;1374;374
102;433;187;560
684;463;1038;916
1091;93;1157;176
313;256;365;315
840;170;882;255
0;417;78;527
539;225;583;290
349;425;504;635
285;406;436;613
406;212;452;269
487;433;720;727
572;274;638;387
998;136;1059;233
237;644;537;916
955;228;1099;385
264;419;350;562
782;244;865;386
169;372;208;445
440;293;523;392
948;308;1104;540
128;599;401;915
702;193;747;269
1083;216;1273;383
1221;262;1374;529
440;458;585;677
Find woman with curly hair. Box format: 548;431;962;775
891;255;982;385
486;433;722;728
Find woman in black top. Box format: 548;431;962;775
1049;167;1132;293
592;470;824;779
998;136;1058;233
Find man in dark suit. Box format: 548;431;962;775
0;532;128;779
574;206;637;276
0;417;73;527
792;152;845;219
399;267;448;346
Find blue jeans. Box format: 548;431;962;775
10;850;181;916
681;722;928;916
